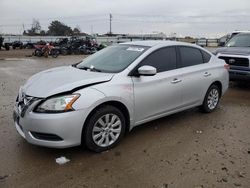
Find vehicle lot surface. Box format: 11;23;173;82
0;54;250;188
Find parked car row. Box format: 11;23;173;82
0;39;44;50
0;36;107;54
32;37;107;58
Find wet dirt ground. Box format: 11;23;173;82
0;51;250;188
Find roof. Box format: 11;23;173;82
236;32;250;34
122;40;194;47
232;31;250;34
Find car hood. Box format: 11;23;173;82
215;47;250;56
22;66;114;98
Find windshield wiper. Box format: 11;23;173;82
77;66;102;72
71;62;81;67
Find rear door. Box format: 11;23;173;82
131;47;183;124
177;46;213;107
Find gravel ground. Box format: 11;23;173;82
0;49;34;59
0;50;249;188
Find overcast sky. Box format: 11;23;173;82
0;0;250;37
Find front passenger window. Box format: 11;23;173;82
138;47;177;73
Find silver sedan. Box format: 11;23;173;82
14;41;229;152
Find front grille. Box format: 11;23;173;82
218;56;249;67
17;93;38;117
30;132;63;141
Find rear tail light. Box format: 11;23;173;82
224;64;230;70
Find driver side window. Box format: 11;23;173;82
138;47;177;73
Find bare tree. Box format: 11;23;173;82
27;19;41;35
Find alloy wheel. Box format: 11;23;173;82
92;113;122;147
207;88;219;110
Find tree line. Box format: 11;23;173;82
23;19;82;36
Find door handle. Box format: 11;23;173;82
171;78;182;84
204;72;211;77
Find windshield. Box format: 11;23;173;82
76;45;148;73
226;34;250;47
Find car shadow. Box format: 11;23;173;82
230;81;250;91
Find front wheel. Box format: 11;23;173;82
200;85;220;113
83;105;126;152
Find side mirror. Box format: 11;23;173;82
219;42;225;47
138;65;157;76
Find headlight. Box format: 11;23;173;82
35;94;80;113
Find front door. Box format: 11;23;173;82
131;47;182;124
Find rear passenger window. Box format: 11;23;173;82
179;46;203;67
139;47;177;72
201;50;211;63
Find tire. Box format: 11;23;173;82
200;85;220;113
74;50;80;55
83;105;126;152
51;50;59;58
5;44;10;51
61;49;68;55
35;49;42;57
27;44;33;49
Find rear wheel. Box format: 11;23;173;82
83;105;126;152
200;85;220;113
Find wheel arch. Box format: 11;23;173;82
209;81;222;97
81;100;131;144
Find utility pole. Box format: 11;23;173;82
91;25;93;35
109;13;112;35
22;24;25;35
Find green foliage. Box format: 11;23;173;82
23;19;77;36
47;20;73;36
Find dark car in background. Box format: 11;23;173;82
214;33;250;81
218;31;250;47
